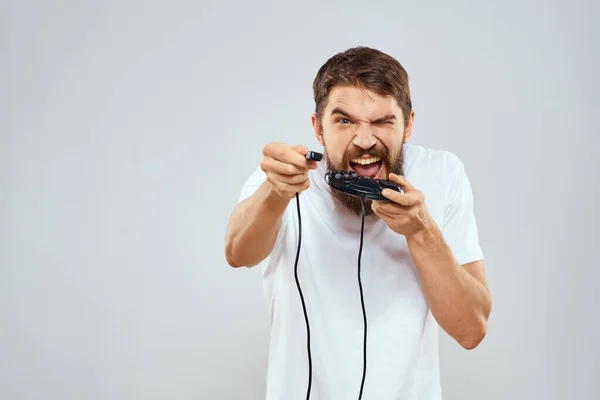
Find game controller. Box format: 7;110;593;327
325;170;403;200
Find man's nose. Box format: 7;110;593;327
353;123;377;149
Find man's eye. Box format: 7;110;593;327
338;118;351;124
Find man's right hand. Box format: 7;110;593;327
260;143;319;200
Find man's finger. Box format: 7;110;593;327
372;200;405;216
269;144;310;170
293;144;309;156
287;145;312;169
270;171;309;185
371;200;388;216
388;173;415;191
262;157;306;175
381;189;420;206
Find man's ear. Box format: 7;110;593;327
311;113;325;146
403;110;415;142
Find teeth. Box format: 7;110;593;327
351;157;381;165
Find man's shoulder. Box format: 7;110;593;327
404;143;464;174
403;144;472;210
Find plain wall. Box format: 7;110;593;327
2;0;598;399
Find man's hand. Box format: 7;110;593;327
372;172;491;349
371;173;433;238
261;143;318;200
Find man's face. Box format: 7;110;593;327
311;85;414;215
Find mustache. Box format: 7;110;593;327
342;146;389;165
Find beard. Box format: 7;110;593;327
324;141;406;216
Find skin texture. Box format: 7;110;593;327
311;85;492;349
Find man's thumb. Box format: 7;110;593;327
293;144;308;155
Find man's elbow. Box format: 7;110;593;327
226;253;260;268
225;252;243;268
457;318;488;350
224;234;243;268
224;235;261;268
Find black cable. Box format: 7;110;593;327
294;193;368;400
294;192;312;400
357;198;367;399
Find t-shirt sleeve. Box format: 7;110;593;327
238;165;268;203
442;157;484;265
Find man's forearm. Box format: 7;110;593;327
225;181;290;268
406;217;492;349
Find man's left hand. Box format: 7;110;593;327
371;173;434;238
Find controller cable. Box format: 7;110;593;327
294;191;368;400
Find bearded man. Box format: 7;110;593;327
225;46;492;400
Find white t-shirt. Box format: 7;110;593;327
237;143;484;400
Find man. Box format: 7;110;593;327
224;46;492;400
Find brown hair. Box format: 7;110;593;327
312;46;412;126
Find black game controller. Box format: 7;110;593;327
325;170;403;201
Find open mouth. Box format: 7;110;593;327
349;157;383;178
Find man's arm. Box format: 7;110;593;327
224;143;316;268
406;223;491;349
225;180;290;268
371;164;491;350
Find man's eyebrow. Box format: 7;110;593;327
330;108;354;119
373;114;396;123
331;108;396;123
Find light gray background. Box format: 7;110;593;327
2;0;599;399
